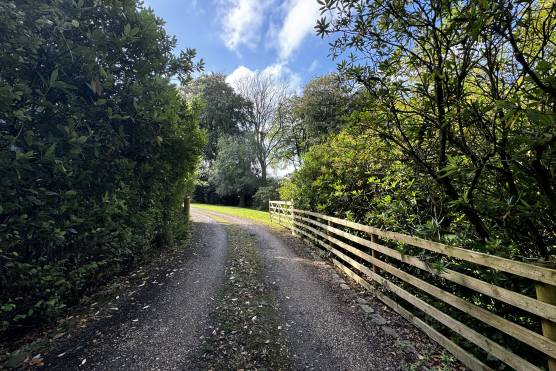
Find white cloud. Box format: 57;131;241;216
218;0;320;61
225;65;256;87
226;62;302;94
261;63;286;80
277;0;321;60
219;0;271;51
262;63;302;93
308;59;319;72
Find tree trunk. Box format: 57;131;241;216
260;161;267;182
239;193;246;207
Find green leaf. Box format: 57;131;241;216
527;109;554;126
23;130;34;145
51;80;77;90
45;143;56;160
15;150;34;160
49;68;58;84
1;303;16;312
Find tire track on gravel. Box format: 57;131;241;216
193;208;403;371
43;210;228;370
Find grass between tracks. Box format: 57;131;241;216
201;225;288;370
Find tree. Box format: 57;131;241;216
0;0;204;337
183;73;251;162
253;178;280;210
209;135;259;207
279;126;422;232
317;0;556;259
184;74;251;205
281;73;352;167
234;72;290;181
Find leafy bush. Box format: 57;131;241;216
253;179;280;211
0;0;204;338
279;127;441;235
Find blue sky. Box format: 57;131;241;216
143;0;337;91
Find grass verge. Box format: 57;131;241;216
191;203;282;230
201;225;288;370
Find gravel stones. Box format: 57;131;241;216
359;304;375;314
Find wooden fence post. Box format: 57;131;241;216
535;280;556;371
290;201;295;236
371;234;380;275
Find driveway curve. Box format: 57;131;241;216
38;207;453;371
192;208;406;371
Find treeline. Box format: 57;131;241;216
187;72;351;210
184;73;282;209
0;0;204;339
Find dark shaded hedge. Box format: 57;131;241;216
0;0;204;338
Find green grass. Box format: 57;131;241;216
191;203;281;229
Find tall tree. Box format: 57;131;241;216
209;135;259;207
317;0;556;258
183;73;250;162
234;72;290;181
281;73;352;167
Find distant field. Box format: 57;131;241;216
191;203;282;230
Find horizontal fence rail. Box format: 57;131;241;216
269;201;556;371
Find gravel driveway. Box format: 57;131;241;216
43;211;228;370
192;208;404;371
37;207;460;371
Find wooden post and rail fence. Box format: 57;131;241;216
269;200;556;371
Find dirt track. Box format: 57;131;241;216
39;207;458;370
193;208;402;370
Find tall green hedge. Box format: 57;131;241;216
0;0;204;338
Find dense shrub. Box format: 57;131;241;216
0;0;204;338
253;179;280;211
192;180;240;206
279;127;445;237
